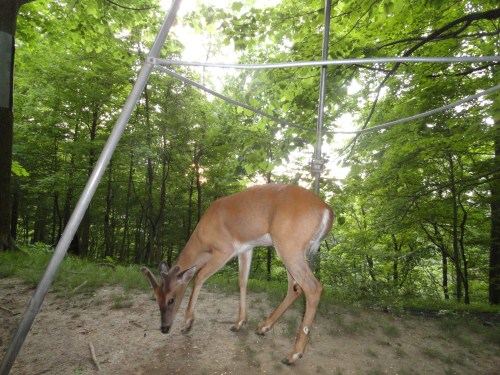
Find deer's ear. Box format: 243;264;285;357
141;267;159;289
177;266;197;284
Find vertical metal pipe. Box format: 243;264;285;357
309;0;332;272
0;1;183;373
312;0;332;195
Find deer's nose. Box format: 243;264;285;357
161;326;170;334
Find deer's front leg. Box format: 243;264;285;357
182;252;230;334
230;250;253;332
181;281;201;334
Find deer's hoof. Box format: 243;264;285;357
281;353;302;365
230;320;246;332
255;325;270;336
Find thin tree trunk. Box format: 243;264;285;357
459;199;470;304
448;153;462;302
104;160;114;258
194;146;203;222
10;178;19;240
0;0;16;250
391;234;401;286
186;173;194;242
489;88;500;304
119;152;134;262
141;84;155;265
155;133;170;265
441;247;449;300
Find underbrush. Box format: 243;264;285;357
2;245;499;321
0;244;149;296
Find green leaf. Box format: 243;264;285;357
11;161;29;177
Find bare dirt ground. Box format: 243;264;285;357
1;277;499;375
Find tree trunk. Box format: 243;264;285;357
391;234;402;286
459;199;470;304
266;173;273;280
104;160;114;258
448;152;462;302
10;178;19;240
186;173;194;242
32;196;46;243
490;88;500;304
144;85;155;265
0;0;34;251
79;106;99;257
441;247;449;300
119;152;134;262
194;146;203;222
0;2;16;251
154;133;170;265
64;123;79;256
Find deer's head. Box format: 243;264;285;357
141;261;196;333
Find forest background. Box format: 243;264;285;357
1;0;500;309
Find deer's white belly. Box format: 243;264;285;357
232;233;272;255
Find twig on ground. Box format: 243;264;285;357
72;280;88;293
0;305;19;316
89;340;101;372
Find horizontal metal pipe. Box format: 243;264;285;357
150;55;500;70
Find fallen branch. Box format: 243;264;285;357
89;340;101;372
0;305;18;316
97;263;116;270
72;280;88;293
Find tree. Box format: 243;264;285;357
0;0;34;251
490;87;500;304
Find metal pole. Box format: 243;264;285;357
0;1;183;373
312;0;332;195
308;0;331;273
151;55;500;70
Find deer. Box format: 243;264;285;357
141;183;333;365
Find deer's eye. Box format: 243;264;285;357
167;298;175;305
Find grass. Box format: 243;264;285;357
109;292;134;309
333;312;365;335
283;314;299;337
3;245;500;335
381;323;401;338
394;346;407;358
235;344;261;368
420;347;465;366
0;245;150;297
365;348;379;358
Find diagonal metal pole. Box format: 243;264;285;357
0;1;183;373
312;0;332;195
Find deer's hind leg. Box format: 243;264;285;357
279;255;323;365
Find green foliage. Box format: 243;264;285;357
0;245;149;294
9;0;499;308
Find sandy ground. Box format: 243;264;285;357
1;277;499;375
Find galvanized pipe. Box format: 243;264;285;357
313;0;332;194
150;55;500;70
0;1;183;373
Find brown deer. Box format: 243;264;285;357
141;184;333;365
